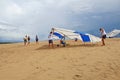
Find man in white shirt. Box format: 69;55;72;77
48;32;54;48
100;28;106;46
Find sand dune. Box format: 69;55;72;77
0;38;120;80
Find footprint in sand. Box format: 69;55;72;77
73;74;82;80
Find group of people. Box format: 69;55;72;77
48;27;107;48
23;27;106;47
23;35;39;46
23;35;31;46
48;31;66;48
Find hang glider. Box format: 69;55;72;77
52;28;101;43
106;29;120;38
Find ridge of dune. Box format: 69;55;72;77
0;38;120;80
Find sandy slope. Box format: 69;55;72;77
0;38;120;80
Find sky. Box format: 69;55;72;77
0;0;120;42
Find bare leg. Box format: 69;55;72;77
102;38;105;46
49;43;50;47
52;43;54;48
24;42;26;46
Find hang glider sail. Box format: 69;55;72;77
52;28;101;43
106;29;120;38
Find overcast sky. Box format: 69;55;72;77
0;0;120;41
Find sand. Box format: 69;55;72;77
0;38;120;80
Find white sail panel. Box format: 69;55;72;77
107;29;120;37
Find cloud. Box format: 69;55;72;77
0;0;120;41
0;22;25;41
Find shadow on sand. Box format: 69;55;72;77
36;43;100;50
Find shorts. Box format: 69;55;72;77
36;39;38;42
102;35;106;39
24;39;27;42
49;40;53;43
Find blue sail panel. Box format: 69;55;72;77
80;34;90;42
53;32;63;39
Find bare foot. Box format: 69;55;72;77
101;44;105;46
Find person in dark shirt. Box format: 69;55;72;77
35;35;39;44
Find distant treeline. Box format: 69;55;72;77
0;42;14;44
0;42;20;44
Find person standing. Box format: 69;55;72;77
99;28;106;46
23;35;28;46
27;36;30;45
48;32;54;48
35;35;39;44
